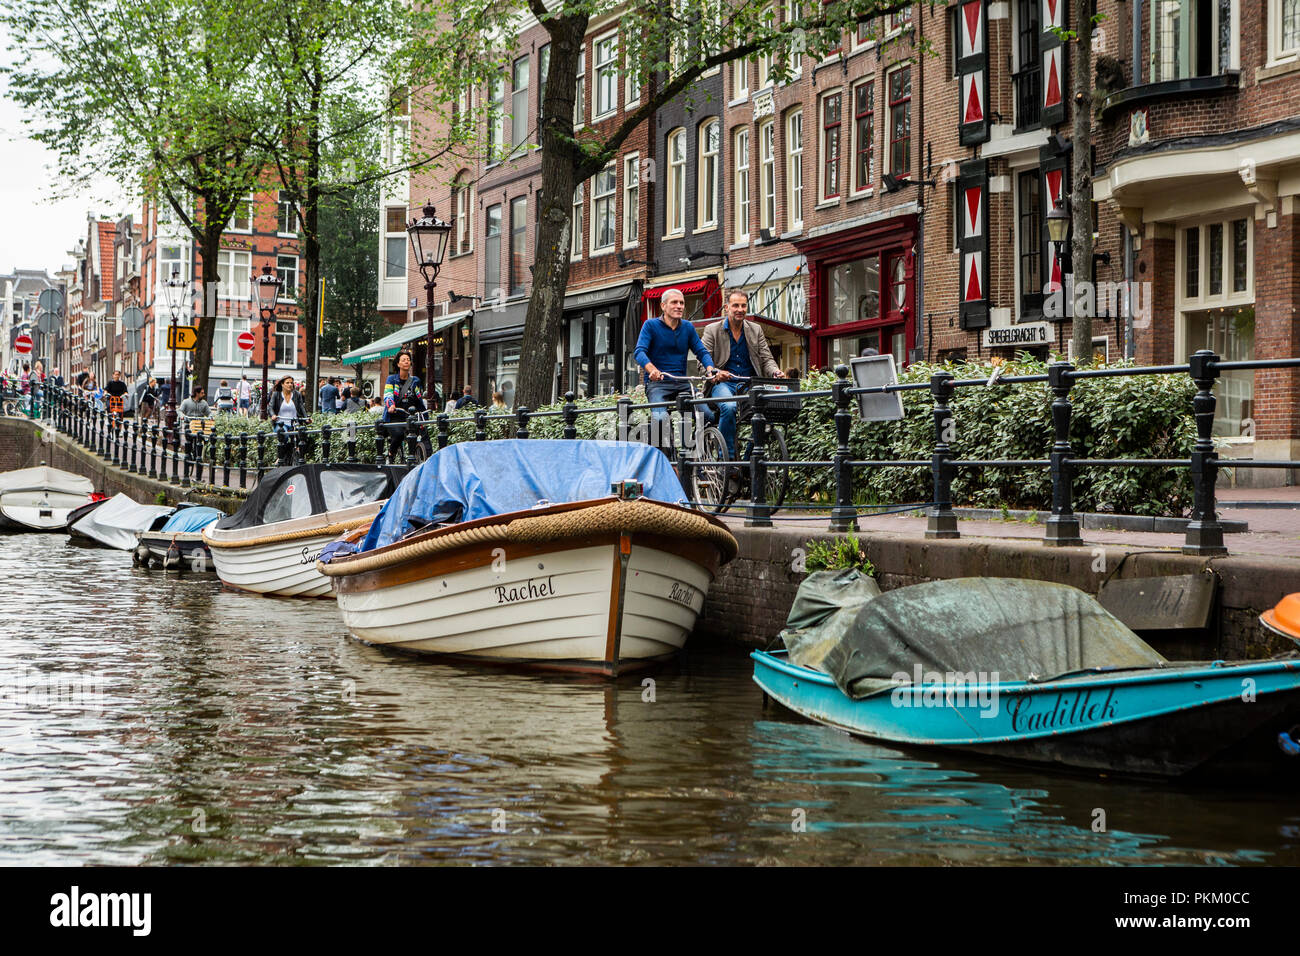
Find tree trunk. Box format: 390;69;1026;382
516;14;588;409
1069;0;1095;366
190;219;225;400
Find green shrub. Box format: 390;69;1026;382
804;535;875;574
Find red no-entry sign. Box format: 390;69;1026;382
14;333;33;354
236;331;256;352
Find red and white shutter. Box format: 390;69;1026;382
959;158;989;330
958;0;989;146
1040;0;1067;127
1040;144;1070;304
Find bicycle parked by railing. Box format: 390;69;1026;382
656;373;729;510
708;374;798;517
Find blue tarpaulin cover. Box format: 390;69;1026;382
160;506;224;533
360;439;686;552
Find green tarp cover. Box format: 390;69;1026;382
781;575;1168;700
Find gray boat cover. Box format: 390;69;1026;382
780;575;1168;699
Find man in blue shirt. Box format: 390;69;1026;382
318;377;339;415
701;290;785;458
634;289;718;445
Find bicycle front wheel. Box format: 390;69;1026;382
691;426;730;514
765;427;790;514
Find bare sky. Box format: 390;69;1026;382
0;23;130;277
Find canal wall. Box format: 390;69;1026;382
0;418;243;513
700;524;1300;661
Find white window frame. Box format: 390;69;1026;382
667;128;687;237
783;0;805;79
226;194;254;233
452;178;474;257
786;110;804;229
574;50;586;127
849;80;873;197
1175;213;1255;313
591;164;617;254
159;242;191;285
886;5;914;37
734;127;751;243
274;318;298;369
276;253;299;303
885;64;911;177
625;52;641;108
571;183;584;260
216;248;251;301
277;191;298;236
818;89;843;204
757;6;776;89
594;31;619;119
487;72;505;163
623;153;640;247
696;119;720;232
759;118;776;233
1270;0;1300;65
511;54;530;154
731;59;750;103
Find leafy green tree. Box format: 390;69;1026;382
318;181;386;368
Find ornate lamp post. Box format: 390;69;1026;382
1046;198;1071;284
160;269;188;429
254;264;283;420
406;203;452;402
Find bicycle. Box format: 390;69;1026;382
656;373;730;510
709;375;795;517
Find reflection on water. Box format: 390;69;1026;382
0;533;1297;865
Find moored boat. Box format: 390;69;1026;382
753;574;1300;782
318;440;737;676
69;492;174;549
135;505;225;571
0;465;95;531
204;463;408;597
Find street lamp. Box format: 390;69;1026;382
160;269;188;430
254;264;283;420
406;203;452;404
1047;197;1071;269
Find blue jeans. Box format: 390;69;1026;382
645;380;691;450
711;380;747;459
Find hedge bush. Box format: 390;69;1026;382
196;357;1198;516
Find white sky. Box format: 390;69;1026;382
0;23;130;276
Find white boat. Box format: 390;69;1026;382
203;463;408;598
0;465;95;531
319;440;737;676
69;493;175;549
135;506;225;571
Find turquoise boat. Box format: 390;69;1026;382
753;575;1300;781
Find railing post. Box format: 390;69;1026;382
1043;361;1083;547
96;407;106;457
167;427;180;485
829;365;859;533
255;431;267;482
292;427;306;466
436;413;449;450
346;422;359;462
674;392;693;484
112;414;122;466
181;427;192;488
746;388;772;528
130;419;140;473
238;433;248;488
563;391;578;440
370;423;383;465
474;409;487;442
148;423;158;479
321;423;332;464
404;421;419;466
222;434;232;487
617;397;633;442
1184;349;1228;556
925;369;959;539
516;406;530;439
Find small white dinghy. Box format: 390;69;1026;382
0;465;95;531
69;493;175;550
203;463;409;597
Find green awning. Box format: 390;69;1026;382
342;313;466;365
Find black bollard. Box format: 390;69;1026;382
829;365;859;533
516;406;530;440
746;387;772;528
1184;350;1228;556
1043;362;1083;546
238;433;248;489
475;409;487;442
925;369;959;539
345;422;358;463
148;423;158;479
436;413;449;450
563;391;578;440
616;397;633;443
321;423;332;464
255;431;267;482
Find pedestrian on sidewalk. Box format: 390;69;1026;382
237;374;252;417
180;386;210;419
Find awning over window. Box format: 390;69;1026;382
342;313;465;365
643;278;716;300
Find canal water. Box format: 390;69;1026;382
1;534;1298;866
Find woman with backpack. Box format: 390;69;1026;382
214;379;236;414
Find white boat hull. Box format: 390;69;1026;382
204;501;383;598
333;533;717;675
0;466;95;531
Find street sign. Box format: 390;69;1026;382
168;325;198;350
121;307;145;331
236;330;256;352
37;289;63;313
124;330;142;352
14;333;33;354
36;311;60;334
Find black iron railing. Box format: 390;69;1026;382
34;349;1300;557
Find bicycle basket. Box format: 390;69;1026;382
738;377;802;425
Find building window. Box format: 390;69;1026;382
487;72;505;161
1178;215;1254;436
507;197;527;297
217;248;251;300
275;319;297;367
888;6;913;34
857;19;876;47
574;50;585;125
820;92;841;201
734;128;751;242
760;119;776;232
667;128;686;236
593;165;616;252
784;0;805;76
453;176;474;257
485;203;502;299
160;243;190;284
623;154;640;246
851;82;873;195
1275;0;1300;62
732;59;749;100
383;206;406;278
1013;0;1041;130
277;191;298;235
538;44;550;125
571;183;584;259
276;254;299;302
595;33;618;118
626;52;641;106
888;66;911;177
1016;169;1041;317
511;55;530;153
697;119;720;229
757;6;776;88
212;315;250;365
227;194;254;233
828;255;880;326
786;110;803;229
1151;0;1234;80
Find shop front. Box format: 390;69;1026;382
342;310;468;402
798;215;917;370
562;281;642;400
476;300;528;408
723;255;810;375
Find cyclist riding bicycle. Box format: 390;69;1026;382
700;289;786;460
382;349;436;460
633;288;719;449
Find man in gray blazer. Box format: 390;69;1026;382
702;290;785;459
